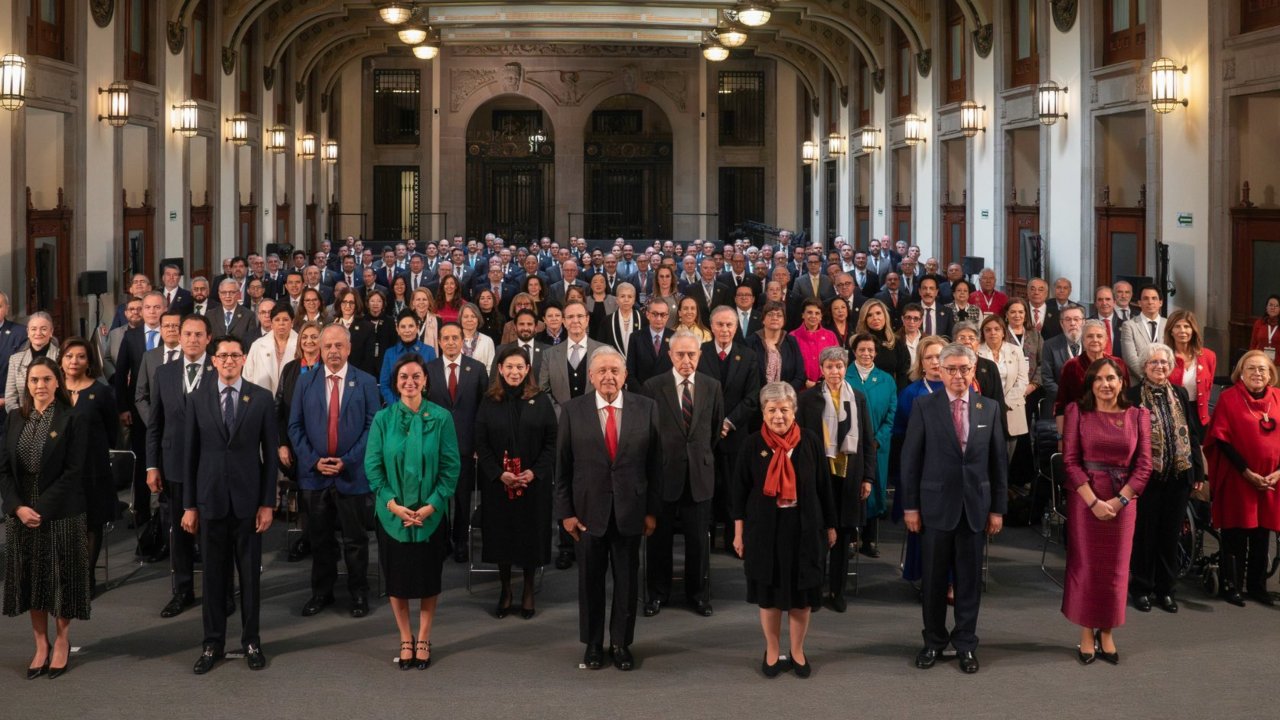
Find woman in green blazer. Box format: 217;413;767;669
366;352;460;671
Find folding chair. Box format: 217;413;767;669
1039;452;1068;587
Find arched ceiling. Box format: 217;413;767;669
163;1;991;106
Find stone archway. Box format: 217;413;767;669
464;92;558;242
581;94;674;241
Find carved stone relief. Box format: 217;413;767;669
167;21;186;55
90;0;115;28
264;67;275;91
222;47;237;76
525;69;613;106
295;81;306;104
917;49;932;78
1051;0;1078;33
451;68;498;111
973;24;993;59
640;70;688;111
872;69;885;94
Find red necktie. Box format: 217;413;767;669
1103;318;1113;355
448;362;458;403
327;375;340;456
951;397;967;453
604;405;618;461
718;350;727;362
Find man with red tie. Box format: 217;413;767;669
425;323;488;562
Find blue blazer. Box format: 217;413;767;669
182;378;279;519
379;341;437;406
288;364;381;494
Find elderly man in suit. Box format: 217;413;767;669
916;276;953;340
159;263;194;317
1089;285;1125;358
626;302;674;390
288;325;381;619
700;306;762;551
731;285;763;340
426;322;489;562
1119;285;1167;378
1026;278;1061;340
1038;305;1086;417
902;343;1007;675
496;308;547;379
685;257;733;327
145;314;221;619
874;272;909;327
208;278;256;340
548;259;589;306
114;290;168;528
641;330;724;618
555;346;661;671
181;335;279;674
102;296;142;381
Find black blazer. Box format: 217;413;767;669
795;384;877;527
731;430;836;590
353;315;397;382
111;324;150;416
1032;303;1062;339
70;381;120;525
146;356;216;484
0;403;88;520
426;356;488;457
974;356;1009;429
475;391;558;493
684;281;733;326
641;372;724;503
182;378;279;518
697;340;761;452
553;391;661;537
625;326;674;391
744;332;807;392
918;304;955;341
165;287;194;317
601;309;643;355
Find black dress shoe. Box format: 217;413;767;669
1156;595;1179;613
495;589;512;619
1223;588;1247;607
1247;589;1277;607
145;544;170;564
958;651;980;674
1077;646;1096;665
643;599;662;617
827;593;848;613
761;652;788;678
161;592;196;618
192;646;224;675
1094;630;1119;665
860;543;881;559
398;641;415;670
245;644;267;671
555;551;574;570
301;594;334;617
692;600;714;617
27;652;49;680
350;595;369;618
610;645;634;671
914;647;939;669
583;644;605;669
791;656;812;678
452;546;468;564
1133;594;1152;612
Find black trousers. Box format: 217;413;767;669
828;527;858;597
920;511;985;653
1129;477;1191;597
164;481;197;596
1221;527;1272;593
712;448;736;547
450;455;477;548
128;419;150;524
200;511;263;651
646;487;711;604
302;488;371;597
576;515;641;648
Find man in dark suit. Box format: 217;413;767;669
405;255;433;295
1038;305;1086;419
832;273;864;320
700;306;761;551
145;314;223;619
1090;285;1125;358
181;335;279;674
1026;278;1061;340
790;253;837;305
134;309;184;430
641;331;723;618
207;279;256;341
0;292;27;425
288;325;381;619
159;263;194;317
731;285;763;340
548;259;589;307
427;322;488;562
717;253;763;300
375;249;405;290
113;290;168;528
496;308;547;380
336;254;364;291
916;276;953;339
902;343;1007;675
685;258;732;327
554;347;661;671
874;272;909;326
629;254;656;305
625;303;674;391
849;251;881;298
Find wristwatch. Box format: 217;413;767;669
1116;494;1130;508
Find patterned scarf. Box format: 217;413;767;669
762;423;802;506
1140;380;1192;477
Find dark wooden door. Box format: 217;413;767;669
1005;204;1040;298
373;165;420;244
1096;205;1145;285
892;205;912;247
941;203;966;267
238;201;257;257
1230;207;1280;358
586;167;643;240
190;198;213;280
123;189;155;280
276;198;291;250
718;167;764;242
855;205;870;248
26;187;72;336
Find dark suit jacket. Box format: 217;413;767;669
850;268;881;298
548;279;588;306
208;304;255;340
642;372;724;504
496;340;547;381
919;304;955;340
900;389;1008;533
182;379;279;518
717;271;763;299
697;340;760;452
0;321;28;391
425;356;488;457
1090;314;1126;359
795;384;877;527
625;327;673;391
376;267;408;292
1039;334;1075;412
0;403;88;520
553;391;661;537
600;309;643;355
875;289;910;325
288;365;381;494
111;324;152;417
1031;303;1062;339
684;281;733;326
744;333;807;391
163;287;194;316
145;356;215;482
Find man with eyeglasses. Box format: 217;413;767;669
625;302;675;390
902;343;1007;675
208;278;255;341
182;335;280;675
114;290;169;528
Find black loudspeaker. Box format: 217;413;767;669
78;271;108;296
266;243;292;260
160;257;185;276
961;256;985;276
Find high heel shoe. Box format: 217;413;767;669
415;640;432;670
495;589;512;619
520;604;536;620
1094;630;1119;665
397;641;415;670
1076;646;1096;665
47;663;68;679
27;661;48;680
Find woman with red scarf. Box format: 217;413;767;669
1204;350;1280;606
732;381;836;679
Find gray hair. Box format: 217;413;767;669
218;278;240;292
587;345;625;370
27;310;53;327
709;305;738;323
458;302;482;323
191;275;210;287
938;343;977;366
952;321;979;339
819;346;849;366
669;329;702;348
759;381;797;409
320;323;351;342
1081;318;1107;336
1145;342;1175;365
614;281;635;297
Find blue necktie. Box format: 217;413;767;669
146;329;158;351
222;387;236;432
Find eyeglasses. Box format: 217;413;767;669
213;353;245;361
1145;360;1171;367
1243;366;1272;375
941;365;973;376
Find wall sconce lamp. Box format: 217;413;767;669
1151;58;1188;114
903;114;927;146
226;114;249;145
266;124;289;154
801;140;818;165
0;53;25;111
859;126;881;153
299;132;317;160
1037;81;1067;125
172;100;199;137
826;132;847;157
322;139;339;164
959;101;985;137
98;81;130;127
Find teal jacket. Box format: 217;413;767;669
365;400;460;542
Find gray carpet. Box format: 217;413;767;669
0;518;1273;718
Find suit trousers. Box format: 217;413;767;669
828;473;859;597
164;480;197;596
1128;476;1192;598
646;485;711;604
128;419;150;524
920;509;985;652
712;448;737;546
576;515;641;648
302;487;372;597
200;512;263;651
449;455;477;548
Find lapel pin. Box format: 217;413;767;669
734;355;741;361
528;399;535;405
50;431;58;438
465;366;471;372
348;381;355;387
243;395;251;403
975;402;984;410
88;393;95;400
760;450;768;457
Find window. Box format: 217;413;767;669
373;70;420;145
590;110;642;134
858;59;872;127
124;0;151;83
1103;0;1146;65
28;0;66;61
718;71;765;146
190;0;211;100
238;34;254;113
1010;0;1039;88
946;1;966;104
1242;0;1280;33
895;28;912;117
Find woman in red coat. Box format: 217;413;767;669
1248;294;1280;360
1061;358;1151;665
1165;310;1216;427
1203;350;1280;606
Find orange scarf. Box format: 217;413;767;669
762;423;802;506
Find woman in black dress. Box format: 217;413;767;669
732;381;836;678
474;345;558;619
355;289;396;382
1;357;91;679
856;299;911;390
59;338;119;597
474;288;507;347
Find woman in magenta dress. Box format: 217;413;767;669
1061;357;1151;665
790;298;838;387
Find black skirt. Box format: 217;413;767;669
378;518;451;599
745;507;823;612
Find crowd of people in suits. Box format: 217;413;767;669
1;228;1279;680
